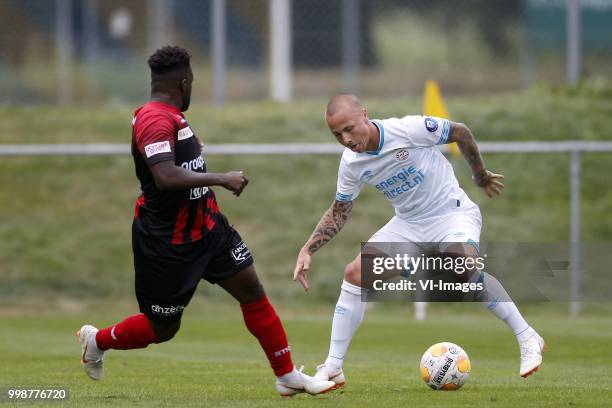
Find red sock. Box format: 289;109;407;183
95;313;159;351
241;297;294;377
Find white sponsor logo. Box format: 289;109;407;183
110;326;117;340
181;156;204;171
189;187;209;200
151;304;185;316
144;141;171;158
231;241;251;264
273;346;291;357
177;126;194;141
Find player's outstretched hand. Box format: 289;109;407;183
473;170;505;198
293;248;312;291
222;171;249;196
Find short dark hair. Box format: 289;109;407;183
147;45;191;76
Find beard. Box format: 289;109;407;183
181;95;191;112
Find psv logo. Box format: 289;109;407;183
395;149;410;161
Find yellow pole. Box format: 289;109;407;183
423;80;459;156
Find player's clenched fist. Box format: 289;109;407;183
293;248;312;291
222;171;249;196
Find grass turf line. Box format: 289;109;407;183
0;305;610;407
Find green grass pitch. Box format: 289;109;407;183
1;302;610;407
2;85;612;407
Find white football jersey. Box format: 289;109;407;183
335;115;478;221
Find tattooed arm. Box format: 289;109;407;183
448;121;505;198
306;200;353;253
293;200;354;291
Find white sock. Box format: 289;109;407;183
325;280;366;369
277;366;298;382
475;271;532;341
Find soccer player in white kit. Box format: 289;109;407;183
293;94;545;388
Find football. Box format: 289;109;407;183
420;342;471;390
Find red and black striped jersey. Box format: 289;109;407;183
131;101;227;244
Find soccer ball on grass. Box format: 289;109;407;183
419;342;471;390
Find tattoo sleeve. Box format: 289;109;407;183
305;200;353;254
449;122;486;178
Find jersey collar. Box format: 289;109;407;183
366;120;385;155
147;100;182;115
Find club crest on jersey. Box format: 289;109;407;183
395;149;410;161
424;117;438;132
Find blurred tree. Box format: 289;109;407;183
374;0;522;57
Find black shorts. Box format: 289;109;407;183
132;219;254;323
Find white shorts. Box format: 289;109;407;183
367;208;482;253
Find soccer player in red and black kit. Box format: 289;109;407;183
76;46;335;397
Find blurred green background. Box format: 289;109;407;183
1;81;612;307
2;2;611;405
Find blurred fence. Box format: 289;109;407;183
3;140;612;317
1;0;611;105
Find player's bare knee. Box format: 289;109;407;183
236;274;265;303
249;280;265;298
219;265;266;304
344;261;361;286
150;319;181;343
243;282;266;304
